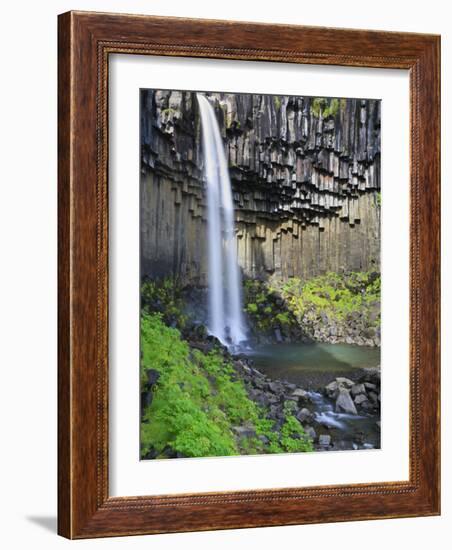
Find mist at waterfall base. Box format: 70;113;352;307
197;93;247;350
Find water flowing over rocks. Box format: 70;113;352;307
238;357;380;451
184;322;380;450
140;90;380;285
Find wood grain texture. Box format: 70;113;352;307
57;10;440;539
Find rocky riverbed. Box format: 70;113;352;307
234;358;381;451
183;325;380;452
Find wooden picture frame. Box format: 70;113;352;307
58;10;440;539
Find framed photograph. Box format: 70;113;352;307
58;11;440;538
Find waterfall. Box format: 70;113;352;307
197;93;247;348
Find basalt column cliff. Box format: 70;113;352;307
140;90;381;285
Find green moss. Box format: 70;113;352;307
273;95;282;111
161;107;177;116
376;192;381;207
141;277;188;329
140;313;313;458
243;279;298;335
311;97;342;118
280;271;381;326
311;98;326;117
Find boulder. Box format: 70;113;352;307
296;408;312;423
304;426;317;440
351;383;366;397
292;388;308;399
354;394;368;407
267;381;282;394
318;434;331;447
255;394;270;408
360;400;373;411
140;391;153;411
335;388;358;415
232;425;256;438
267;394;280;405
325;377;354;400
368;391;379;405
325;380;340;399
252;377;265;390
146;369;160;386
335;377;355;388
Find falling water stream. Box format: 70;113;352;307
197;94;247;348
196;94;379;449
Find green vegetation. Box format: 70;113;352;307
243;271;380;340
243;279;298;334
140;312;313;459
376;192;382;207
273;95;282;111
161;107;177;117
141;277;188;330
139;271;380;459
311;97;344;118
280;271;381;326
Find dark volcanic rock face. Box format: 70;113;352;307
140;90;381;285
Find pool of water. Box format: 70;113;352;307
245;342;381;449
246;342;380;389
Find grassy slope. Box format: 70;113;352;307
140;313;313;459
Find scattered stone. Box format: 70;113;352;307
368;391;379;404
335;377;355;388
304;426;317;440
335;388;358;415
141;391;153;410
325;380;340;399
255;394;270;408
292;388;308;399
267;381;281;394
351;383;366;397
354;394;368;406
252;377;265;390
296;408;312;423
146;369;160;386
318;434;331;447
232;425;256;438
